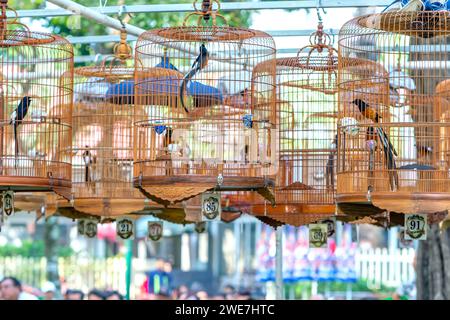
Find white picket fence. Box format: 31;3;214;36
355;248;416;289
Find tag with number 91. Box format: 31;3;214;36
405;214;427;240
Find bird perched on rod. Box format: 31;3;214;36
179;43;209;113
82;145;96;183
10;96;31;165
164;127;174;154
352;98;399;191
326;134;338;191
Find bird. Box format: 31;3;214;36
82;146;95;183
352;98;399;191
10;96;31;164
164;127;174;154
325;134;338;191
179;44;209;113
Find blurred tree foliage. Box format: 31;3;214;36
0;240;74;257
8;0;252;63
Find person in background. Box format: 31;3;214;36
196;290;209;300
222;284;236;300
64;289;85;300
146;258;172;296
104;290;124;300
0;277;38;300
41;281;57;300
176;284;190;300
236;290;252;300
87;289;105;300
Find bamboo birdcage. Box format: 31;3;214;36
250;23;338;226
0;2;72;198
70;28;146;217
133;0;277;206
337;10;450;214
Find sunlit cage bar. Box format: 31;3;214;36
0;1;72;199
337;10;450;214
133;1;277;206
70;28;146;216
250;22;337;226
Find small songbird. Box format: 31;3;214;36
352;98;399;191
10;96;31;163
326;134;338;191
82;146;95;183
164;127;174;154
179;44;209;113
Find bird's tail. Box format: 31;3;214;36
376;127;399;191
325;156;334;191
13;124;18;169
179;79;189;113
325;135;337;190
179;69;198;113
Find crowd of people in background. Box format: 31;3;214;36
0;276;124;300
0;275;253;300
139;284;254;300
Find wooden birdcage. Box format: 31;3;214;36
0;2;72;199
250;23;338;226
133;0;277;206
337;10;450;214
70;28;146;216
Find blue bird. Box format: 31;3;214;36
179;44;209;113
10;96;31;161
155;56;179;71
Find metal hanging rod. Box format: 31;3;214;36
67;29;339;44
15;1;389;18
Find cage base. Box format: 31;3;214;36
253;215;285;228
337;192;450;214
73;198;147;217
134;175;275;206
0;176;71;200
251;204;335;227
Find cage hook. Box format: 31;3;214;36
113;6;132;61
118;5;127;29
201;0;212;22
316;0;326;22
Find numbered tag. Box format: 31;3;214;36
318;218;336;238
147;221;163;241
77;220;85;236
3;191;14;216
195;222;207;234
405;214;427;240
308;223;328;248
84;220;97;238
201;192;221;221
117;218;135;240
